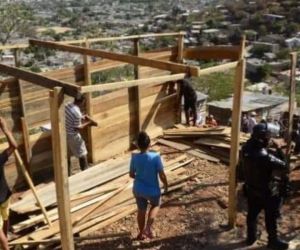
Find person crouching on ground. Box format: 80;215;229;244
0;117;17;250
65;94;97;176
129;131;168;240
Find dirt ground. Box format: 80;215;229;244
75;146;300;250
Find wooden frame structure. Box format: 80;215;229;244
0;33;245;248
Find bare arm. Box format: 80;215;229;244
0;118;17;156
76;115;98;131
159;170;168;193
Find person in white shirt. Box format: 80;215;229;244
65;94;97;176
247;111;257;134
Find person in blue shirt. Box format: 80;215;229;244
129;131;168;240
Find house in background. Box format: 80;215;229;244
207;91;289;125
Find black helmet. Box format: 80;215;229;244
252;123;269;140
251;122;279;143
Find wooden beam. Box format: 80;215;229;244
183;46;240;60
197;61;238;77
80;73;185;93
29;39;199;76
132;38;141;133
49;88;74;250
21;117;32;171
58;32;186;45
177;32;185;63
9;233;130;246
286;52;297;164
14;150;52;227
228;37;246;227
0;64;80;97
83;39;95;163
0;44;28;50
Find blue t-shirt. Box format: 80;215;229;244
130;151;164;197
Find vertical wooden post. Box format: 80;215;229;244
83;39;95;163
13;49;20;67
286;52;297;164
132;38;141;132
228;37;246;227
175;32;185;124
21;117;31;170
49;87;74;250
177;32;185;63
14;48;32;171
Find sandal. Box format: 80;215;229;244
135;233;146;241
143;228;154;239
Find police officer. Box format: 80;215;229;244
242;123;289;250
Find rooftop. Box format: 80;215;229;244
208;91;288;112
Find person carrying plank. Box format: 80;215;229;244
129;131;168;240
65;94;97;176
0;117;17;250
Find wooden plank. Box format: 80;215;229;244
83;39;95;163
14;150;52;226
49;88;74;250
177;32;185;63
20;117;32;171
29;39;200;76
183;46;240;60
132;38;141;133
286;52;297;163
10;158;131;214
80;73;185;93
0;64;80;97
228;37;246;227
157;139;220;163
197;61;238;77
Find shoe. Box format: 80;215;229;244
267;239;289;250
246;237;257;246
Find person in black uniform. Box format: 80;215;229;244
242;123;289;250
178;78;197;126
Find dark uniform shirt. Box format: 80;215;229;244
180;79;197;105
242;139;286;197
0;151;11;204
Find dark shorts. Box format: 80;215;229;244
134;194;161;211
184;99;197;112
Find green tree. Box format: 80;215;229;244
0;3;34;45
193;70;235;101
250;45;270;58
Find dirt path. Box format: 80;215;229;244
77;149;300;250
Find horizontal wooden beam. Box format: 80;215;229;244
0;64;80;97
0;44;28;50
183;46;240;60
198;61;238;77
59;32;186;45
80;73;185;93
29;39;199;76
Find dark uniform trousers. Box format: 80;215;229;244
247;191;282;241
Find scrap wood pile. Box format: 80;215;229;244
158;125;250;164
9;153;195;248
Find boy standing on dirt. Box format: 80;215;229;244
129;131;168;240
0;117;17;250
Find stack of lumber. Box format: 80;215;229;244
159;125;250;164
9;153;195;248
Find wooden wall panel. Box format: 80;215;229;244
0;48;177;187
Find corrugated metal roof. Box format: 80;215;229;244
208;91;288;112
